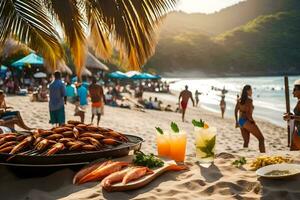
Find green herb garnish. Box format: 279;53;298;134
232;157;247;168
171;122;179;133
133;151;164;168
197;136;216;158
192;119;205;128
155;127;164;135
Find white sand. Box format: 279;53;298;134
0;93;298;200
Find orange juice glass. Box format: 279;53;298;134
156;132;170;157
170;131;187;162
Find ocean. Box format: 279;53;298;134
164;76;300;127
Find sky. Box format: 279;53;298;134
176;0;245;14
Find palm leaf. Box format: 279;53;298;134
87;0;177;70
0;0;63;71
44;0;87;76
85;1;112;61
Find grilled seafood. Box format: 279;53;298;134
79;137;102;147
0;146;14;153
79;133;104;140
82;144;99;151
102;138;121;145
35;139;50;151
122;167;153;184
46;134;64;140
10;136;33;154
77;161;129;184
46;143;65;156
0;141;17;150
0;135;17;146
101;168;131;187
0;122;129;156
73;161;112;184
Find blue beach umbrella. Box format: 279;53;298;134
108;71;129;79
131;73;161;80
11;52;44;68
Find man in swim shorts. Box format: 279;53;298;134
179;85;195;122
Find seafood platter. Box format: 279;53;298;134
0;120;143;166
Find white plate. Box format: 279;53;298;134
256;163;300;179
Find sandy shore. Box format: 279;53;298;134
0;93;297;200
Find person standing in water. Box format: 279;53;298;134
284;80;300;150
195;90;201;107
179;85;195;122
220;95;226;119
234;85;265;153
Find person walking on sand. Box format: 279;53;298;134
195;90;201;107
49;71;66;126
220;95;226;119
89;77;104;126
234;85;265;153
76;82;88;123
179;85;195;122
283;79;300;150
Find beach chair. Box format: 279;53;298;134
0;111;32;131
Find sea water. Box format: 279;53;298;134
164;76;300;127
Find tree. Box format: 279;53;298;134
0;0;176;75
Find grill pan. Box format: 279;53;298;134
0;134;143;166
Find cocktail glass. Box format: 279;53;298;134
170;131;187;162
156;131;170;158
194;127;216;164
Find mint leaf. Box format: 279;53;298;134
192;119;205;128
155;127;164;135
171;122;179;133
197;135;216;158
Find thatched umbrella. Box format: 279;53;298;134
85;52;109;71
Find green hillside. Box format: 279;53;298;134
145;0;300;77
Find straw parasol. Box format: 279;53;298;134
86;52;109;71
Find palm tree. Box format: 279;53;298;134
0;0;176;76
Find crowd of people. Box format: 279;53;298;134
1;69;300;155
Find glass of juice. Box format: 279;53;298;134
156;131;170;158
170;131;187;162
194;126;216;164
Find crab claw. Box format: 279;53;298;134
46;143;65;156
10;136;33;154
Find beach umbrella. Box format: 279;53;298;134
33;72;47;78
11;52;43;68
0;65;7;71
131;73;161;80
86;52;109;71
125;71;141;78
108;71;129;79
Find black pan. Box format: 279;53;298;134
0;135;143;165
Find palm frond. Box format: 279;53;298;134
85;1;112;61
0;0;63;71
88;0;177;70
44;0;86;76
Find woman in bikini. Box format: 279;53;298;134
220;95;226;119
283;80;300;150
235;85;266;153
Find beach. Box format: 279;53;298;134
1;92;298;200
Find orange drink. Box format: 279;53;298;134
170;131;187;162
156;132;170;157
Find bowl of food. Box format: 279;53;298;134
256;163;300;179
